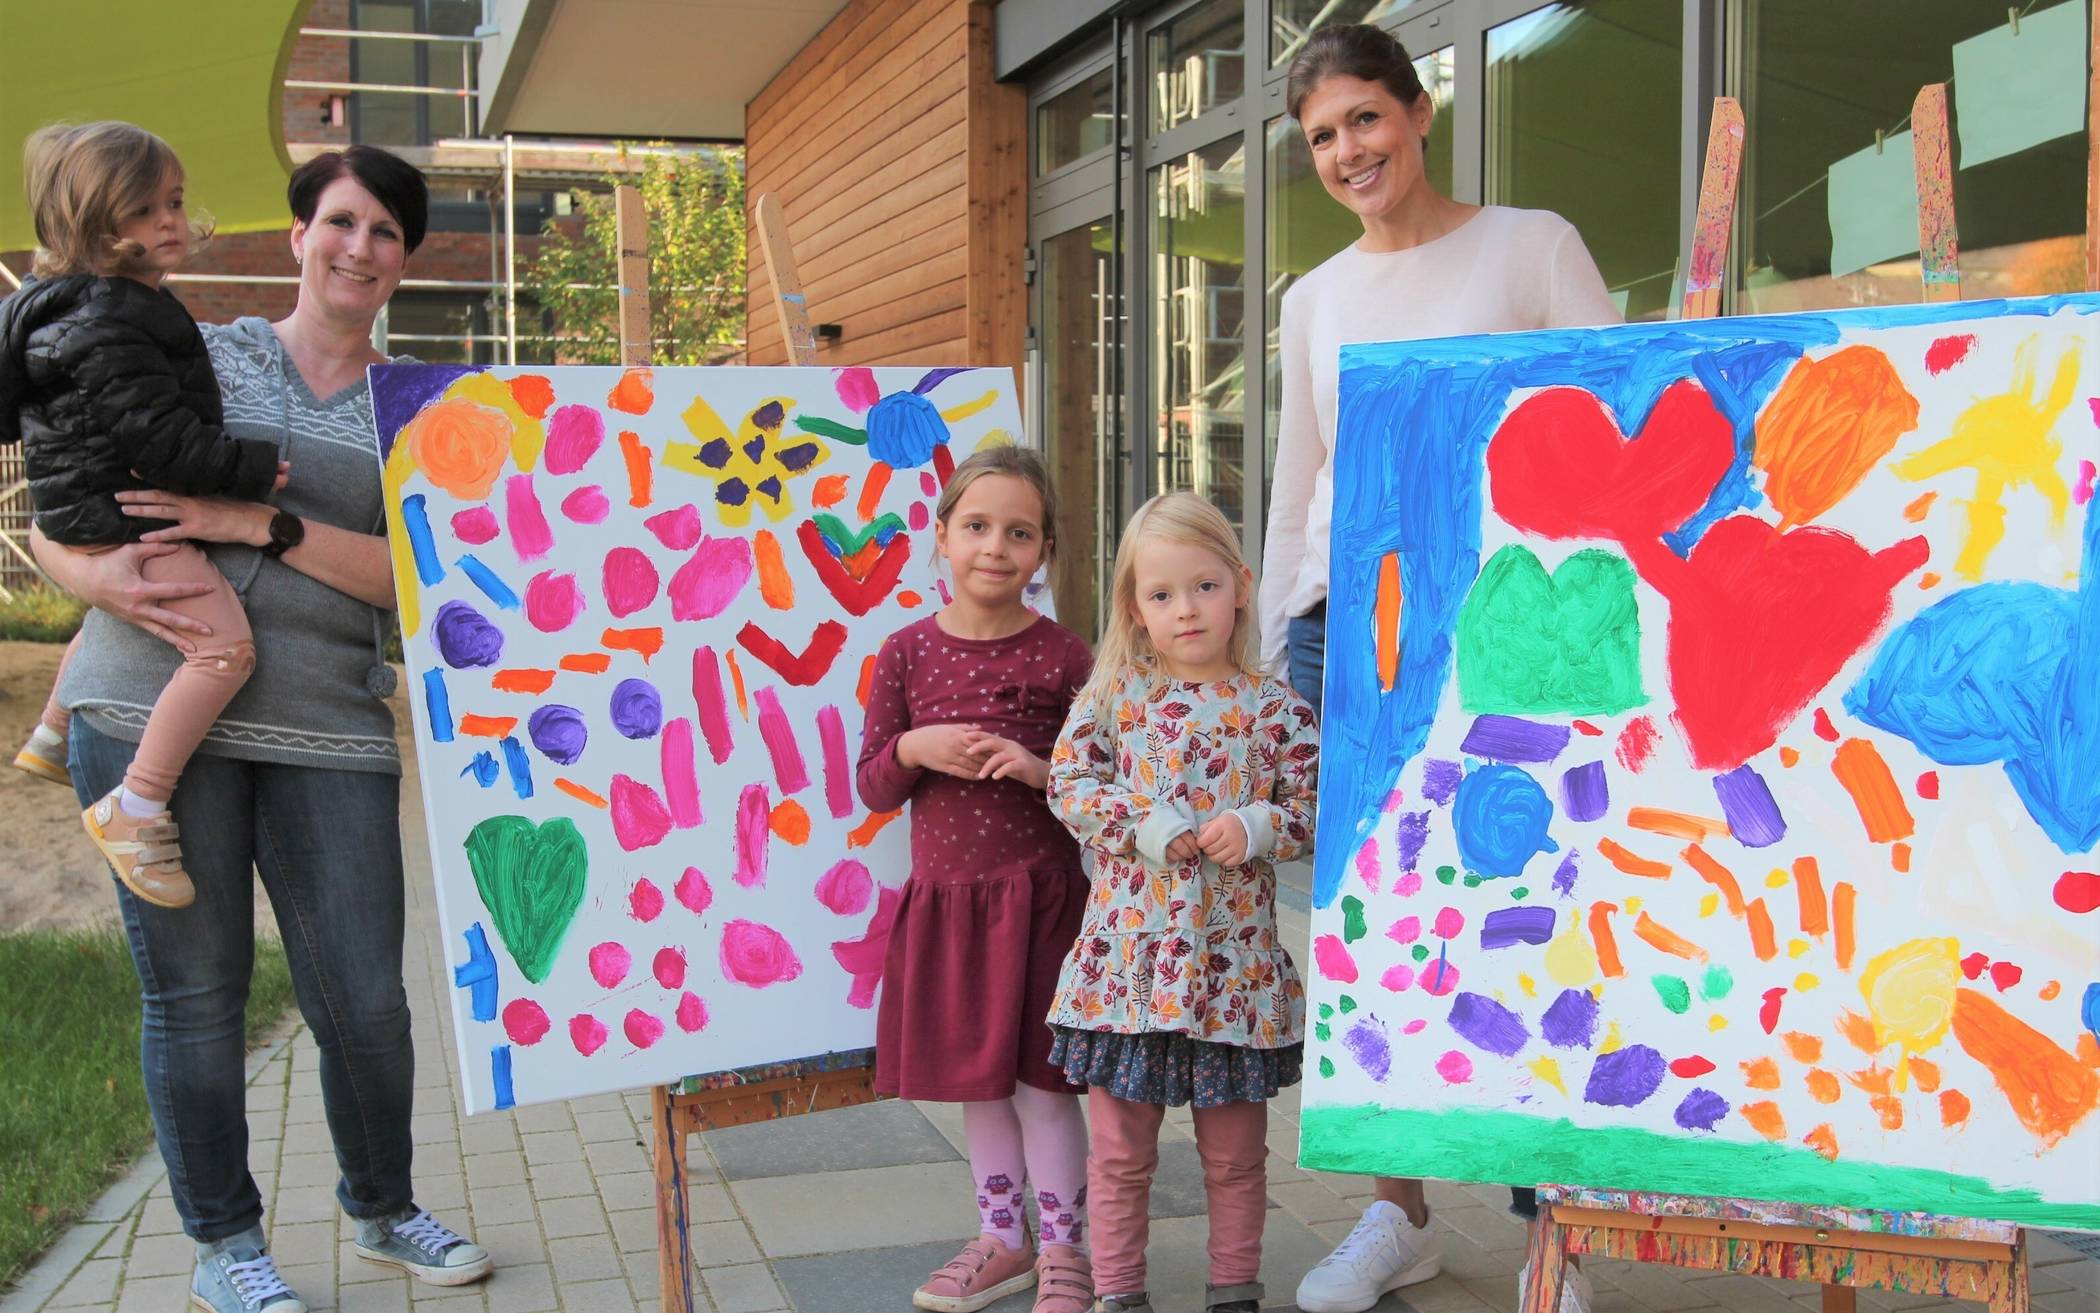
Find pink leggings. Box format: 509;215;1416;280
1087;1087;1268;1294
44;543;253;801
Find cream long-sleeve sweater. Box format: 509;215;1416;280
1258;205;1621;673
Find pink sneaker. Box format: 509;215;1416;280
83;787;194;909
912;1235;1037;1313
1033;1243;1091;1313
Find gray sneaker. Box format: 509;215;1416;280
353;1208;493;1285
190;1229;306;1312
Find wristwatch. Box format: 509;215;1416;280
262;510;305;559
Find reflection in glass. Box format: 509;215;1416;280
1041;222;1122;639
1485;3;1680;320
1270;0;1410;66
1740;0;2085;311
1148;0;1244;134
1262;48;1451;478
1038;68;1115;176
1152;139;1248;543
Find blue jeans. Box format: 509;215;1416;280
71;719;417;1243
1286;601;1327;723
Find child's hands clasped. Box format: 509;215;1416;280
900;723;984;778
1195;814;1249;867
962;730;1050;790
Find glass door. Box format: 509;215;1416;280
1038;217;1124;641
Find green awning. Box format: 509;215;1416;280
0;0;306;252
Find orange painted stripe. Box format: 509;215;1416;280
554;777;609;808
491;669;557;694
769;799;811;845
724;649;749;719
1831;737;1915;842
1627;808;1727;841
1746;897;1778;961
457;714;518;738
1891;842;1911;872
842;538;881;578
1375;552;1401;693
1793;856;1829;935
857;653;876;709
812;473;850;508
1587;901;1625;978
1633;911;1708;962
1951;988;2100;1146
1903;490;1937;521
754;529;795;609
1597;837;1672;879
1682;844;1746;917
619;430;653;507
602;627;665;662
857;463;892;521
1833;881;1857;970
560;652;613;673
847;808;902;849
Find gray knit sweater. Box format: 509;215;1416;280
61;317;402;775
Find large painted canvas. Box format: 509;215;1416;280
372;364;1021;1112
1299;296;2100;1228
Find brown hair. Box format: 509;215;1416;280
24;122;210;277
288;146;430;253
1285;23;1426;121
933;443;1059;557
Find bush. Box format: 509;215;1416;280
0;587;85;643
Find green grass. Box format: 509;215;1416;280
0;928;297;1287
0;586;85;643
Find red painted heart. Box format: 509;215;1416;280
1490;380;1736;545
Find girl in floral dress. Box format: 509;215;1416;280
1045;492;1318;1313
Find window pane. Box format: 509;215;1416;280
1741;0;2086;311
1270;0;1412;66
1486;3;1681;321
1041;221;1123;639
1149;0;1244;135
1152;137;1248;539
1263;47;1450;479
1037;68;1115;176
385;293;494;365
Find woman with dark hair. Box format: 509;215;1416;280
1262;25;1619;1313
28;145;492;1313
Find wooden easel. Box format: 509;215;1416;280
616;186;884;1313
1519;86;2038;1313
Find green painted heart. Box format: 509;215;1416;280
812;512;905;558
1457;545;1646;716
463;815;588;985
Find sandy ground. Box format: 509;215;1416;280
0;640;413;934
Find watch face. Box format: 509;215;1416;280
269;512;305;554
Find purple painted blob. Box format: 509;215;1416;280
1343;1018;1392;1082
1713;764;1787;847
527;704;587;765
1583;1044;1668;1108
1539;988;1599;1049
1560;761;1609;822
1461;715;1572;764
432;600;503;668
1421;759;1462;806
1479;906;1557;949
610;679;664;740
1394;811;1431;872
1552;849;1581;898
1447;992;1531;1056
1673;1087;1731;1132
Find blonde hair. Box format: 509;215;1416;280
24;122;211;277
1073;491;1262;724
933;444;1059;556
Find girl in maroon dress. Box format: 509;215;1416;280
856;446;1095;1313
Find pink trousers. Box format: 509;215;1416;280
1086;1086;1268;1295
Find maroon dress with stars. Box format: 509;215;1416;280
856;613;1093;1100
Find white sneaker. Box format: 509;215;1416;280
1517;1262;1594;1313
1294;1201;1442;1313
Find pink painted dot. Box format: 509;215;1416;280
653;946;687;990
524;570;586;633
1394;872;1423;897
543;403;606;474
1312;934;1359;984
814;859;873;916
719;919;804;988
644;503;702;550
1433;907;1465;939
1418;958;1461;996
502;998;550;1045
1354;838;1382;895
1380;963;1417;991
561;485;611;524
836;366;881;413
675;867;713;915
623;1009;665;1049
1436;1050;1474;1083
1387;916;1421;944
2075;458;2097;507
628;878;664;922
919;471;938;496
908;502;929;531
602;546;661;618
451;506;500;544
675;991;709;1033
588;941;632;989
1402;1019;1428;1035
1384;788;1405;813
569;1013;609;1056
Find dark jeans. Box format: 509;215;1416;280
71;719;417;1243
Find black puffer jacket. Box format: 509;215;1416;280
0;274;279;546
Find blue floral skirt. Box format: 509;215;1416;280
1048;1028;1302;1108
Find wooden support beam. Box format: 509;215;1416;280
1912;84;1960;302
1681;97;1745;321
